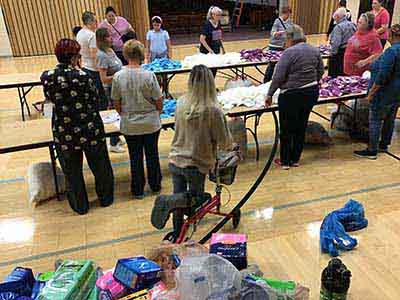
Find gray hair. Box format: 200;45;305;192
207;6;223;20
334;7;348;19
82;11;96;25
286;24;306;42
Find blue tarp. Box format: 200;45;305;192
320;199;368;257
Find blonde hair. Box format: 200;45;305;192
123;40;145;63
207;6;223;20
186;65;218;118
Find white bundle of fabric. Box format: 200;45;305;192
218;83;280;110
182;52;244;68
27;162;65;206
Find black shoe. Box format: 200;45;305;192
378;145;388;153
354;149;377;160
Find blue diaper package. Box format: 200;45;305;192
0;267;35;297
114;256;161;291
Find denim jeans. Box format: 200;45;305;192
369;103;399;151
104;86;120;147
278;85;319;165
56;141;114;215
125;131;162;196
168;163;206;238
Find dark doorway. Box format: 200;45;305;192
147;0;277;45
358;0;396;24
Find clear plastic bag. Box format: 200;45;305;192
175;254;242;300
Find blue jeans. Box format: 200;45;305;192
104;86;120;147
169;163;206;238
369;103;399;151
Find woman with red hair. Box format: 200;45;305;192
41;38;114;215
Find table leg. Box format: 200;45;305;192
17;87;26;121
48;144;61;201
352;98;358;131
22;86;32;117
244;114;261;161
311;110;331;122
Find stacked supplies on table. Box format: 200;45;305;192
142;58;182;72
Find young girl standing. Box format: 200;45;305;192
146;16;172;62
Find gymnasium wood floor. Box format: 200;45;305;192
1;35;400;299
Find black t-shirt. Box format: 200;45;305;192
200;20;223;54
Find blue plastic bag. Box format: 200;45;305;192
142;58;182;72
320;200;368;257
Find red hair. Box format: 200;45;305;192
54;39;81;64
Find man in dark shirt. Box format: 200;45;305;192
41;38;114;215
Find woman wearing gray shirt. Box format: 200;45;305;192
96;28;125;153
265;25;324;170
264;7;293;83
112;40;163;199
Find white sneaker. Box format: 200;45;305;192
117;138;126;147
109;145;125;153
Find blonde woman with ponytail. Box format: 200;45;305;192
168;64;232;240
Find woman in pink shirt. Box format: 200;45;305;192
344;12;383;76
372;0;391;48
98;6;135;65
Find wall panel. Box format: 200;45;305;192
289;0;337;34
0;0;122;57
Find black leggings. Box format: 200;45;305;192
278;85;319;165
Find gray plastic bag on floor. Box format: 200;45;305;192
305;121;333;145
27;162;65;206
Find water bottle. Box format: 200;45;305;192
320;258;351;300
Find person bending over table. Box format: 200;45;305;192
146;16;172;62
328;7;356;78
168;64;233;241
371;0;391;48
40;39;114;215
111;40;163;200
76;11;108;110
98;6;135;65
96;28;125;154
354;24;400;159
344;12;383;76
264;6;293;83
265;25;324;170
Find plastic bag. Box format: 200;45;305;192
175;254;242;300
320;200;368;257
27;162;65;205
